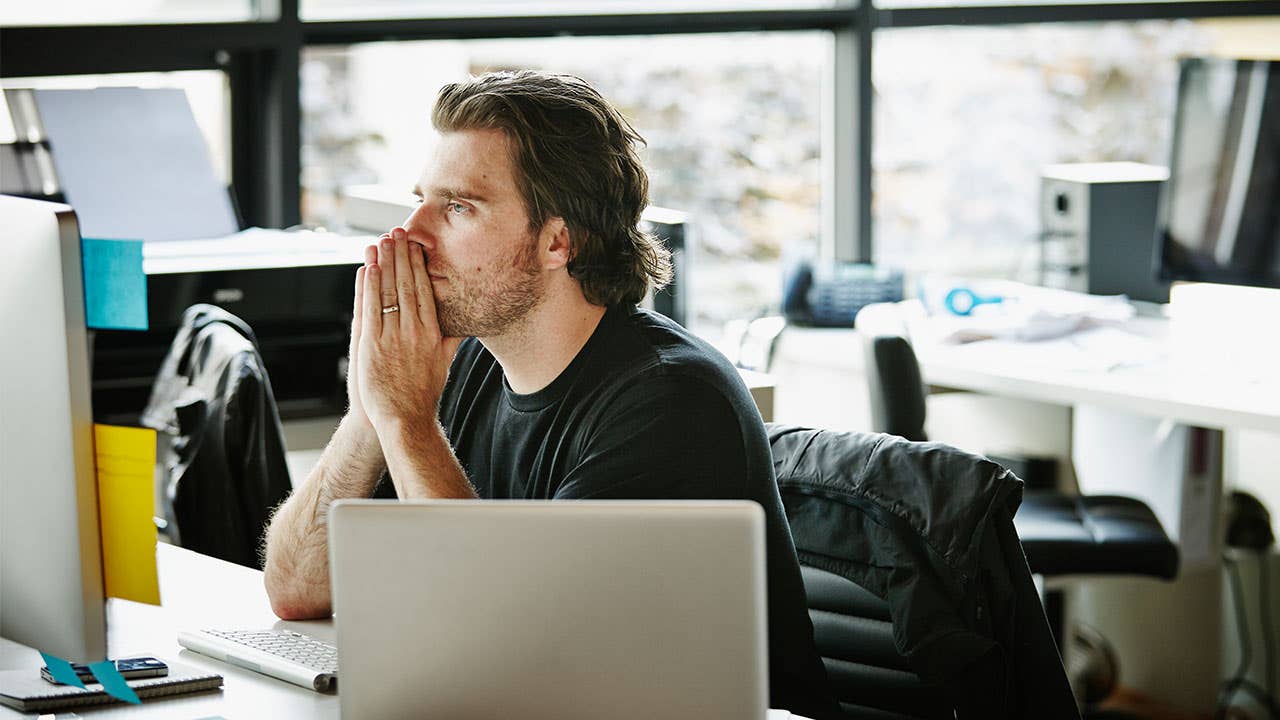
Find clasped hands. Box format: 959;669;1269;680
346;227;462;441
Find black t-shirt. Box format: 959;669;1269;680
378;305;835;717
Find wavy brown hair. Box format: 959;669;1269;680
432;70;672;307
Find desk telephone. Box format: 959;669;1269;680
782;259;904;327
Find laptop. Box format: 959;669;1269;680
328;499;769;720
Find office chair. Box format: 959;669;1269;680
142;304;292;570
800;565;954;719
723;314;788;373
772;424;1079;719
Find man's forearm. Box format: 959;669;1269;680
263;416;384;619
381;418;476;500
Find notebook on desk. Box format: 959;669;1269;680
0;660;222;712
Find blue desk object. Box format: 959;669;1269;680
943;286;1003;316
87;660;141;704
81;238;147;331
39;652;85;689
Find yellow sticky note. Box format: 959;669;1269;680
94;424;160;605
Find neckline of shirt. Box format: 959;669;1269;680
501;304;625;412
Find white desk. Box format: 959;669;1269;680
903;313;1280;559
909;315;1280;435
1;544;803;718
1;544;337;718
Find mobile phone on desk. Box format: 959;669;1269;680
40;656;169;685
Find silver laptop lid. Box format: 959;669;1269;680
329;500;768;720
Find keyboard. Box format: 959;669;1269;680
177;628;338;692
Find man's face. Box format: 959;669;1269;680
404;128;546;338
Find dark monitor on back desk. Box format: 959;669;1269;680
1156;57;1280;290
641;206;690;328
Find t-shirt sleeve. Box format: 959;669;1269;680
553;372;750;501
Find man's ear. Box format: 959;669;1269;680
540;217;571;270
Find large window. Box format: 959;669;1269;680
871;17;1279;281
301;32;828;329
871;20;1216;279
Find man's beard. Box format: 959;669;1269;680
434;236;545;339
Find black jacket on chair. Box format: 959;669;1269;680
768;424;1078;719
142;304;292;569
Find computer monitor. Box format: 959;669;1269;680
0;194;107;662
1155;57;1280;290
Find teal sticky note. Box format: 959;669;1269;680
87;660;141;704
81;237;148;331
39;651;86;688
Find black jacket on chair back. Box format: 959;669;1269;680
768;424;1078;719
142;304;292;569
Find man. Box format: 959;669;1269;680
263;70;836;718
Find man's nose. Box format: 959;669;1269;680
401;205;436;252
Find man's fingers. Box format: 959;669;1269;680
362;261;382;347
358;244;377;341
409;243;438;331
391;230;416;334
377;236;398;312
352;265;365;349
412;245;446;333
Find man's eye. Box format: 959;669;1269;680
448;202;469;215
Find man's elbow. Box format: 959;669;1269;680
264;569;332;620
269;596;332;621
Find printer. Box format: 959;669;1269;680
92;232;367;424
5;86;368;424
